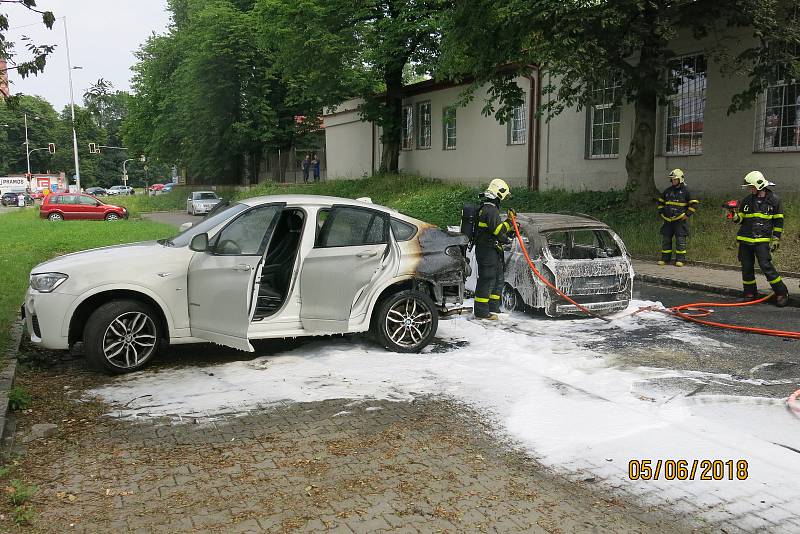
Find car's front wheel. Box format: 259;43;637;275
84;300;163;373
105;212;120;221
373;289;438;353
48;212;64;221
502;283;526;312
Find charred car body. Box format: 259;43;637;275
24;195;468;373
467;213;633;317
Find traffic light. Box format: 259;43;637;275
88;142;96;154
48;142;55;154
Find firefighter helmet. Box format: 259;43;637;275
668;168;685;183
485;178;511;201
742;170;774;190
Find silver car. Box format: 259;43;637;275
468;213;633;317
187;191;222;215
24;195;468;373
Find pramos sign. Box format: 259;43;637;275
0;176;29;192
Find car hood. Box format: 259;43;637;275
32;241;192;293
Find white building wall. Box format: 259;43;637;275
324;99;374;179
398;76;532;188
541;28;800;195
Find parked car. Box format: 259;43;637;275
30;190;46;200
187;191;222;215
85;186;107;196
466;213;633;317
40;193;129;221
24;195;469;373
162;182;175;193
1;191;33;206
107;185;135;196
148;183;165;192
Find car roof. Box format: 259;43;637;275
516;213;610;232
239;194;398;214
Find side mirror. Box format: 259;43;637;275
95;201;101;206
189;232;208;252
179;221;194;233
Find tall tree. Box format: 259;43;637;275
0;0;55;85
258;0;444;173
442;0;800;202
0;94;58;174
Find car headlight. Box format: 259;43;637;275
30;272;69;293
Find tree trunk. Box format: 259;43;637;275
378;66;404;174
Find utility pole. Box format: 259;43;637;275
24;113;30;177
63;17;81;191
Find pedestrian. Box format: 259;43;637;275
301;154;310;183
17;192;25;208
473;178;514;320
731;171;789;307
311;154;320;182
657;168;699;267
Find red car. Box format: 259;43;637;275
30;190;46;200
148;183;165;192
40;193;128;221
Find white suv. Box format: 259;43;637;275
107;185;135;196
24;195;468;373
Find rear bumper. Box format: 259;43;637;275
555;299;629;316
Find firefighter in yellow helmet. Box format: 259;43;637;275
657;168;699;266
731;171;788;307
474;179;513;320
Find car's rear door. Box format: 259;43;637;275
299;206;392;332
187;203;283;351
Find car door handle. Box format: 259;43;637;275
356;251;378;258
234;264;252;272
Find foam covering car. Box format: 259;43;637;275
23;195;469;373
466;213;633;317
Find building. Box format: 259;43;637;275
324;30;800;194
0;59;8;98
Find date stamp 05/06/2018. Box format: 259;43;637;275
628;459;749;481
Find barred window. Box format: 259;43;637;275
665;55;706;155
401;105;413;150
508;104;527;145
588;80;621;158
755;65;800;152
443;105;457;149
416;101;431;148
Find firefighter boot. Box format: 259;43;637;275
775;293;789;308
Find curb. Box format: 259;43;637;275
637;274;800;308
632;256;800;279
0;319;22;444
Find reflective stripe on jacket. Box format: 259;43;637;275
733;189;783;243
475;200;510;250
657;184;698;222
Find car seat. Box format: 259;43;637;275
253;212;304;320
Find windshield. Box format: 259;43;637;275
162;200;245;247
196;193;218;200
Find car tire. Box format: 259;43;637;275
372;289;438;353
84;299;162;374
105;212;120;221
48;212;64;221
501;283;527;313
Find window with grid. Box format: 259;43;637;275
508;104;527;145
588;80;621;158
401;105;413;150
664;55;707;155
416;101;431;148
755;64;800;152
442;105;457;149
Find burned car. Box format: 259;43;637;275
467;213;633;317
24;195;468;373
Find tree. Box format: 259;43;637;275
441;0;800;202
0;94;58;174
0;0;55;84
258;0;444;173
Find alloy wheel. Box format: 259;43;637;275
502;284;518;312
106;213;120;221
102;311;157;369
383;296;433;348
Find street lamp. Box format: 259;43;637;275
63;16;82;191
23;113;55;177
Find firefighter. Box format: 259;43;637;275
657;168;699;266
732;171;789;307
474;178;513;320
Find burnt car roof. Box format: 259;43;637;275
515;213;610;232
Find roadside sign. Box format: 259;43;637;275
50;184;58;193
123;174;128;184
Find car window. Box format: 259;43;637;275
316;207;387;248
545;229;621;260
60;195;79;205
212;205;281;255
197;193;218;200
166;201;247;248
77;196;97;206
390;218;417;241
545;231;568;260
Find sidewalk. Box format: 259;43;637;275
633;259;800;306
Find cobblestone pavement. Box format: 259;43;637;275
0;357;694;534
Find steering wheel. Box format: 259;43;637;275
217;239;242;255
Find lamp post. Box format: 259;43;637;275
63;16;82;191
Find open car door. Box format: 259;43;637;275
299;205;398;332
187;204;283;351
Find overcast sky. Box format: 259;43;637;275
5;0;171;110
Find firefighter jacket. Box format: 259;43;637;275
657;184;699;222
733;189;784;244
475;199;511;252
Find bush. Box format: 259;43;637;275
7;386;31;411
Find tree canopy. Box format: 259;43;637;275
0;0;55;84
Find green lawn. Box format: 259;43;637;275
0;209;176;354
3;174;797;354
